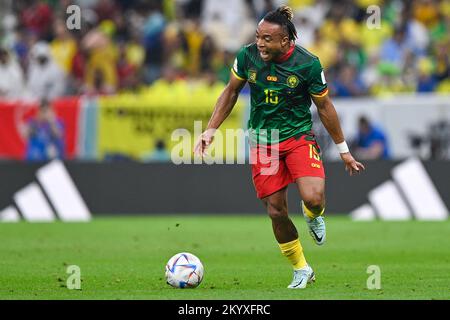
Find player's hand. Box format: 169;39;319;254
340;152;365;176
194;129;216;157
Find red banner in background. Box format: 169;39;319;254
52;97;81;159
0;101;27;159
0;98;81;160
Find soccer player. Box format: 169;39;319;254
194;6;365;289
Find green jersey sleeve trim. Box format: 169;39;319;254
231;67;246;81
310;88;329;97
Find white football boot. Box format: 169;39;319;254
287;264;315;289
302;201;326;245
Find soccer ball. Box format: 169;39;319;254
165;252;204;288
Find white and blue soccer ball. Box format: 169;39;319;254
165;252;204;288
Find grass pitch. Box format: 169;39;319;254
0;215;449;300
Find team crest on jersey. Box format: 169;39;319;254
248;70;257;83
287;75;299;88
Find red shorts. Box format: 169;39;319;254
250;133;325;199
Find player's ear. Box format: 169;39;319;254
281;35;290;46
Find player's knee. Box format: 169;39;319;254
267;202;287;220
303;191;324;211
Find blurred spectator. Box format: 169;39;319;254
379;26;413;67
402;50;416;85
179;0;203;20
50;19;77;75
94;0;121;22
163;23;189;72
433;41;450;81
198;11;230;52
293;7;318;48
183;19;204;76
70;39;88;95
400;6;429;55
429;120;450;160
413;0;440;28
82;23;118;94
416;57;438;92
360;51;381;90
143;139;171;162
321;3;360;45
199;34;216;73
353;116;390;160
202;0;255;52
358;17;393;56
370;62;408;96
142;2;166;84
117;37;144;91
10;27;33;70
26;42;66;100
332;64;366;97
19;0;53;40
308;28;337;69
24;99;65;161
253;0;279;21
0;47;25;98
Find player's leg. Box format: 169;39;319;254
296;176;327;245
251;139;314;288
262;187;297;243
261;188;315;288
284;135;327;245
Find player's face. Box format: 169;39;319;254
256;20;290;62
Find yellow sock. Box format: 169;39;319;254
302;201;325;219
279;238;307;270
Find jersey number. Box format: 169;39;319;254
309;144;321;161
264;89;278;105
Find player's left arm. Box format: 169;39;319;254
312;94;365;176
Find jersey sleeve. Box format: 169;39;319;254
231;46;247;81
307;58;328;97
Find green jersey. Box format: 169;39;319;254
232;43;328;144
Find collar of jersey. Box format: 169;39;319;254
273;43;295;63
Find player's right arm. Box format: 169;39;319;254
194;72;246;156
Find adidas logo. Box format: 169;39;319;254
0;160;91;222
351;157;448;221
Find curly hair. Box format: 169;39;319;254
263;6;297;41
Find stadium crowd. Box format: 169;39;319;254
0;0;449;100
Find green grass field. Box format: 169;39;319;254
0;215;449;300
